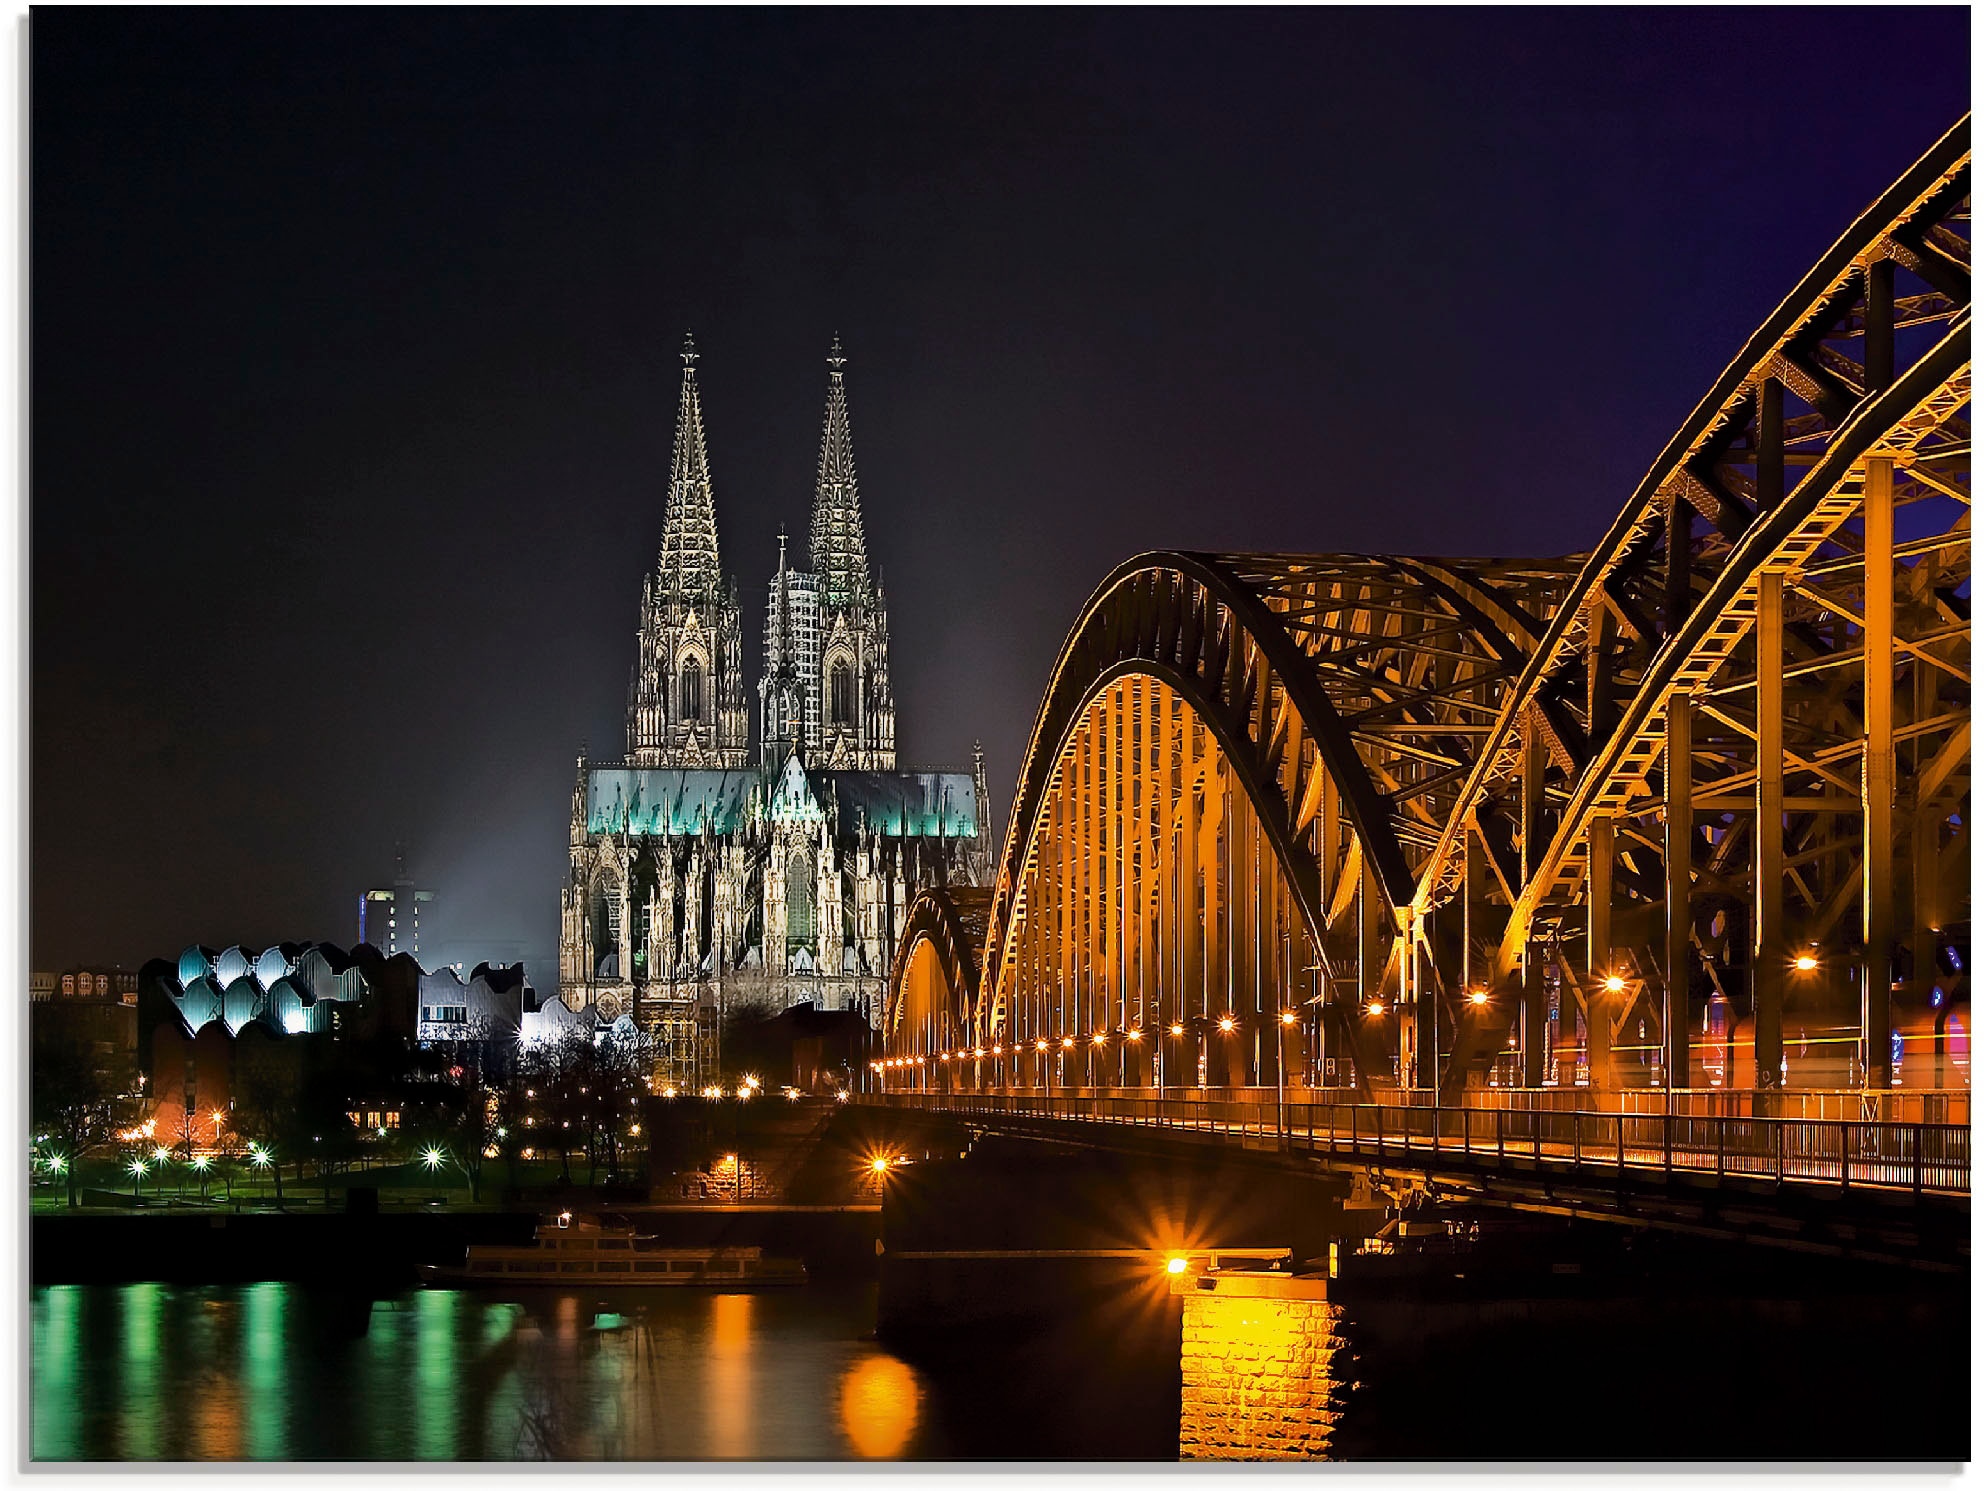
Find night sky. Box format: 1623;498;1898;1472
31;8;1969;977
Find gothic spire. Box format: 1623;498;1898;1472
808;334;872;611
658;331;724;604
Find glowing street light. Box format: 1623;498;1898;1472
1060;1037;1074;1050
1170;1023;1184;1037
1603;974;1627;994
422;1146;447;1173
1166;1255;1189;1276
1280;1011;1297;1026
1366;1001;1386;1018
1035;1039;1048;1052
153;1145;172;1166
870;1156;891;1174
1794;953;1820;972
1218;1016;1236;1034
1467;990;1490;1007
46;1154;66;1175
1092;1031;1107;1046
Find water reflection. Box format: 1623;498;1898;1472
31;1283;945;1462
242;1283;288;1460
705;1293;753;1458
836;1355;920;1459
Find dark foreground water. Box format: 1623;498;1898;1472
30;1270;1966;1462
29;1280;1178;1462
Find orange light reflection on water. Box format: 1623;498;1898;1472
836;1354;922;1459
706;1293;754;1458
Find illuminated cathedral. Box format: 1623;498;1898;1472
559;336;990;1085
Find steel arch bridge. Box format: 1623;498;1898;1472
881;118;1971;1121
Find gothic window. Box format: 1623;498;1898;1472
829;661;854;727
681;659;705;723
786;852;815;950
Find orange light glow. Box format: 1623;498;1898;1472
1218;1016;1236;1033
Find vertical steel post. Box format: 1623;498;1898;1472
1863;458;1895;1090
1755;570;1786;1091
1665;691;1695;1089
1520;721;1548;1087
1588;814;1616;1090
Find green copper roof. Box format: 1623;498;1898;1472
586;767;977;839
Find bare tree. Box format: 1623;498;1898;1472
31;1032;119;1209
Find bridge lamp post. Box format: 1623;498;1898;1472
1089;1029;1108;1090
1276;1011;1298;1142
1125;1027;1143;1089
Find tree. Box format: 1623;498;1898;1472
31;1031;120;1208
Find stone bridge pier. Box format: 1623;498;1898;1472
870;1133;1361;1458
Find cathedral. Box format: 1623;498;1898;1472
558;336;991;1086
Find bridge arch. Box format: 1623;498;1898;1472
882;886;989;1086
969;553;1579;1092
878;117;1969;1108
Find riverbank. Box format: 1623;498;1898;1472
30;1204;883;1288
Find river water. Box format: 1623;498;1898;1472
28;1281;1172;1462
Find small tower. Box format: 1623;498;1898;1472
759;526;815;765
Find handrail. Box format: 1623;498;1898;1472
861;1091;1971;1198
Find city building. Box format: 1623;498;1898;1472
358;843;435;959
559;337;991;1088
138;942;542;1131
32;967;139;1003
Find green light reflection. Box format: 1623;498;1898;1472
242;1282;290;1460
30;1288;80;1461
415;1289;460;1460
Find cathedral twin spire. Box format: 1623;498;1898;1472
628;334;749;768
657;333;725;606
809;334;872;611
632;333;894;771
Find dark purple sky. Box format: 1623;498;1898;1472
31;8;1969;975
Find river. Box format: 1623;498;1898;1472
28;1280;1173;1462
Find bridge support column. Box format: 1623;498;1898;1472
1664;690;1694;1089
1754;569;1785;1091
1519;722;1548;1088
1862;456;1895;1090
1586;815;1617;1091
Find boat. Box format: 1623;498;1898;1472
417;1214;808;1287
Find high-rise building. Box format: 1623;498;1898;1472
359;843;434;959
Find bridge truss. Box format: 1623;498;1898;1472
885;118;1971;1111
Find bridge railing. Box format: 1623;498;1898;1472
864;1090;1971;1198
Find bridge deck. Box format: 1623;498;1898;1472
866;1089;1971;1199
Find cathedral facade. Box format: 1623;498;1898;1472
558;337;990;1086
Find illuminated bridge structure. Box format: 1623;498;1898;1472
876;120;1972;1221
